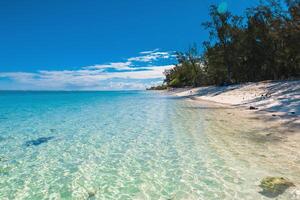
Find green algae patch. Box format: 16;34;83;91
259;177;295;197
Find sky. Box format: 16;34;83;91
0;0;259;90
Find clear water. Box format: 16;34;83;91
0;91;299;200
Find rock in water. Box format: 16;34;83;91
25;136;55;147
87;190;97;200
249;106;258;110
259;177;295;197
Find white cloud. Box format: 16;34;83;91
128;50;172;62
0;50;175;90
83;61;132;70
139;49;160;54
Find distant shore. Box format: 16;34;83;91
167;80;300;132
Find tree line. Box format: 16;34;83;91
150;0;300;89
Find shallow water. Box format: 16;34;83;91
0;91;299;200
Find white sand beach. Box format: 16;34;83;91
170;80;300;128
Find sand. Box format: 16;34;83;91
169;80;300;130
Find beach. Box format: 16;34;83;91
170;80;300;130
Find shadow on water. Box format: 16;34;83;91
24;136;55;147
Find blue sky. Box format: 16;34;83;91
0;0;259;90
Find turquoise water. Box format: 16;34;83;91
0;91;299;200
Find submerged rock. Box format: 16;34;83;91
87;190;97;200
25;136;55;147
259;177;295;197
87;192;95;199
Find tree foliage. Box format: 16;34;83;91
162;0;300;87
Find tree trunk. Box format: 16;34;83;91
227;65;232;84
224;49;232;84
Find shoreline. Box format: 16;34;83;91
167;80;300;133
188;96;299;134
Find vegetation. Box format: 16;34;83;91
259;177;295;197
146;84;168;90
160;0;300;88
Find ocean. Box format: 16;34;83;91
0;91;298;199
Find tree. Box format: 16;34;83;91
151;0;300;90
164;46;204;87
202;5;238;84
